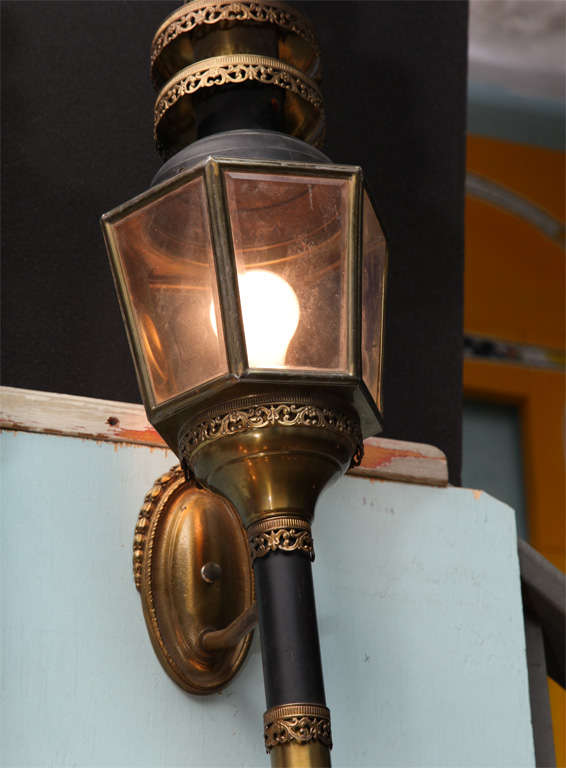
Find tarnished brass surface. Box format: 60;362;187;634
179;395;361;528
270;742;331;767
136;466;254;693
151;0;321;88
200;603;258;652
248;516;314;562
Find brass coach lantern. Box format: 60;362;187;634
102;2;387;765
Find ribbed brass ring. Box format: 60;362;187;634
154;53;324;148
264;703;332;752
248;516;314;562
151;0;320;78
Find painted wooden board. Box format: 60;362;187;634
0;386;160;447
350;436;448;486
0;386;448;486
1;430;534;767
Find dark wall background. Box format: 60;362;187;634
1;1;468;483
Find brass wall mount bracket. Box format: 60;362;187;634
264;703;332;752
133;464;256;694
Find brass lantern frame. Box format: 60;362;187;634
102;156;386;453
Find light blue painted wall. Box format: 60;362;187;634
1;431;534;767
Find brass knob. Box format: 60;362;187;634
201;561;222;583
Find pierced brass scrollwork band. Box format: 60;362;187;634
263;703;332;752
154;54;324;137
179;398;363;464
151;0;320;71
248;516;314;562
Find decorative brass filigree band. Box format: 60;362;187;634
248;516;314;562
133;464;184;590
154;54;324;136
151;0;319;72
264;703;332;752
179;399;363;466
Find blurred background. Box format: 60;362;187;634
462;1;564;760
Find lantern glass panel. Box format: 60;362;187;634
108;175;227;405
224;170;351;372
361;191;387;410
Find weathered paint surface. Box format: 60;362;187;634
352;436;448;486
0;385;166;447
2;430;533;767
0;386;448;486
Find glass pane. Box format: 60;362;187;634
224;170;351;372
462;400;528;539
109;175;227;405
361;191;387;410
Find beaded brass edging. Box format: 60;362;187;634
151;0;320;72
138;467;190;681
179;400;363;465
133;464;184;590
154;54;324;136
264;703;332;752
248;516;314;562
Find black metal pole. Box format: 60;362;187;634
254;551;326;708
252;541;332;766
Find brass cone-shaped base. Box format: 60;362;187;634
178;396;362;528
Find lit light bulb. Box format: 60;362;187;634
210;269;300;368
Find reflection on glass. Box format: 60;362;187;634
108;175;227;405
224;170;351;372
361;191;387;410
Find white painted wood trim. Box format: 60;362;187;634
0;386;162;448
351;436;449;487
0;386;448;486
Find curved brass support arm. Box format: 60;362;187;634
200;603;258;652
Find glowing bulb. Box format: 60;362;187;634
210;269;300;368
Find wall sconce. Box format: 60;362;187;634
101;2;387;765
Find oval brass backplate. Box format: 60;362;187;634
133;465;254;694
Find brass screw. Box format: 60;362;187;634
201;562;222;583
